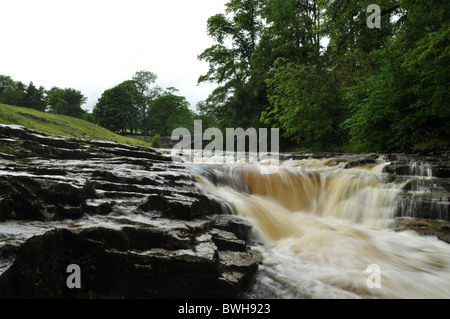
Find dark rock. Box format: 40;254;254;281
46;183;84;206
83;202;114;216
211;228;247;251
344;158;378;169
394;217;450;244
395;191;449;221
207;214;254;243
0;124;260;299
77;227;130;250
0;177;45;221
0;226;259;299
54;205;84;221
434;165;450;178
138;193;214;220
122;226;192;251
0;244;18;258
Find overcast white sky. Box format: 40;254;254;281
0;0;228;112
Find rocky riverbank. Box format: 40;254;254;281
0;124;449;298
0;124;259;298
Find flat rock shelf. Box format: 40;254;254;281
0;124;260;299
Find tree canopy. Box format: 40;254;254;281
92;72;196;136
198;0;450;152
93;81;138;133
46;87;87;118
147;88;195;136
0;75;87;117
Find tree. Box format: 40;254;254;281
132;70;162;135
93;81;138;133
0;76;25;107
147;88;195;136
0;75;15;95
82;112;96;124
259;0;351;150
263;58;346;149
262;0;323;63
198;0;266;129
22;82;46;111
339;0;449;151
46;87;87;118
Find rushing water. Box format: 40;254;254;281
188;156;450;299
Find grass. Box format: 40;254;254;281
0;104;152;148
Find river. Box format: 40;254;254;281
185;154;450;298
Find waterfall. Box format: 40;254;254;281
394;160;449;221
188;157;450;299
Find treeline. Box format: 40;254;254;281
0;75;86;118
198;0;449;152
92;71;208;136
0;72;206;138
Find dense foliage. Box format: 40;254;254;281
198;0;449;152
0;75;87;118
0;72;198;137
146;88;195;136
93;80;139;133
92;72;198;135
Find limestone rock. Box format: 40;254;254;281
0;124;259;298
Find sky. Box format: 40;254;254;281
0;0;228;112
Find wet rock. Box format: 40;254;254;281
138;192;214;220
122;226;193;251
433;164;450;178
82;202;114;216
0;125;260;298
47;183;84;206
343;155;380;169
395;192;450;221
207;214;254;243
211;228;247;252
219;250;259;273
394;217;450;244
376;152;450;222
0;225;259;299
0;177;45;221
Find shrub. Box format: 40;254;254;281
150;134;163;148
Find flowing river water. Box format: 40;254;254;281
185;155;450;299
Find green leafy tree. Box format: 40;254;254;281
198;0;266;129
132;70;162;135
46;87;87;118
0;77;25;107
263;58;346;149
0;75;15;95
21;82;47;111
147;88;195;136
340;0;449;151
82;112;96;124
93;81;138;133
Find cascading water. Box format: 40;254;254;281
187;156;450;299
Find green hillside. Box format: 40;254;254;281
0;104;151;147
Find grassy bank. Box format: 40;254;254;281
0;104;151;148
